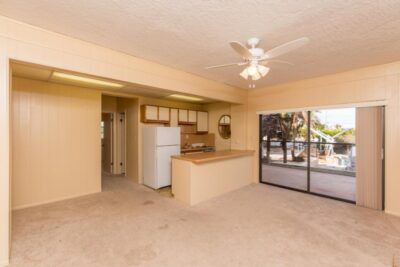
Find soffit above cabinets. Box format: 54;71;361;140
11;61;215;103
2;1;400;88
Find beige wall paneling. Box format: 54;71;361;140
172;155;253;205
247;61;400;216
356;106;384;210
11;77;102;210
170;108;178;127
102;95;117;113
230;104;248;150
205;102;231;151
0;55;10;266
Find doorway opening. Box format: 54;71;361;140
101;95;138;190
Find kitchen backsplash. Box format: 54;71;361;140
181;133;215;148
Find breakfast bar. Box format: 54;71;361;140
171;150;254;205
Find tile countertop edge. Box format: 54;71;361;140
172;150;255;164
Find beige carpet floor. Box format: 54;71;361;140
9;175;400;267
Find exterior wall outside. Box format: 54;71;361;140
11;77;102;210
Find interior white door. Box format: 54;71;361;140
119;112;126;174
156;145;180;188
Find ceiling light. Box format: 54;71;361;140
247;65;258;76
52;72;124;88
240;69;249;80
169;94;204;102
252;71;261;81
257;65;270;77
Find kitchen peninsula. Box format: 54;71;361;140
171;150;254;205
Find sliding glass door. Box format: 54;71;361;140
260;108;357;203
309;109;356;201
260;112;308;191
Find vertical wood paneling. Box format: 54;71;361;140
204;102;231;151
12;77;101;209
0;55;11;265
356;107;383;210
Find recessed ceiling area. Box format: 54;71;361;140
2;1;400;89
11;61;215;103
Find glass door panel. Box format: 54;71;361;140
309;109;356;201
260;112;308;191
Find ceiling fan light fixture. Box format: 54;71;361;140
251;71;261;81
240;69;249;80
247;65;258;76
257;65;270;77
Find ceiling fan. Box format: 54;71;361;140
205;37;309;88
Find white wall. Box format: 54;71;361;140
12;77;101;209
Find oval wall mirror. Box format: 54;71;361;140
218;115;231;139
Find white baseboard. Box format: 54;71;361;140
12;189;101;211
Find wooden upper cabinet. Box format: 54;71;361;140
188;110;197;123
141;105;170;123
170;108;178;127
178;109;188;123
179;109;196;125
197;111;208;133
141;105;203;127
142;105;158;121
158;107;170;122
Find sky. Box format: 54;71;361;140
314;108;355;128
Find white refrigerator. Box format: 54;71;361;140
143;126;181;189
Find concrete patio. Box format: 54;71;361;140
262;164;355;201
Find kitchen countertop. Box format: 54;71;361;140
172;150;254;164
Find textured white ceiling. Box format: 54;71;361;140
2;0;400;89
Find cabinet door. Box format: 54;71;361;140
146;105;158;121
188;110;197;123
170;108;178;127
158;107;170;122
197;111;208;132
178;109;188;123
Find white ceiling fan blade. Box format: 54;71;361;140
260;59;294;66
262;37;309;60
205;62;246;69
229;41;252;59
